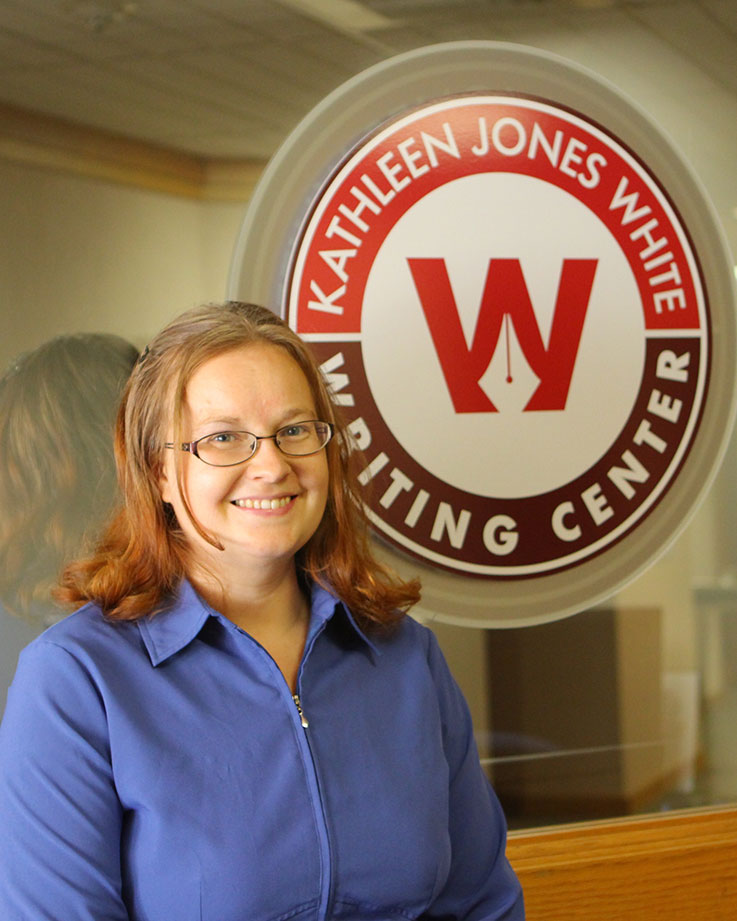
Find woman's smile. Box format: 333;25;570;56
231;495;295;510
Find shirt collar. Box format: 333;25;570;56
138;578;380;666
308;580;381;660
137;579;212;666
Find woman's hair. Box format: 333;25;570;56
59;302;420;629
0;333;139;622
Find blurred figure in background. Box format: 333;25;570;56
0;333;138;712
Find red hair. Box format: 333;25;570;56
58;303;420;630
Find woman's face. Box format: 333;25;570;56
159;342;329;583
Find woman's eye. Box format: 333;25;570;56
281;424;309;439
207;432;239;446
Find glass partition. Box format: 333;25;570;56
0;2;736;843
426;425;737;828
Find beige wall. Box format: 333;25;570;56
0;158;246;368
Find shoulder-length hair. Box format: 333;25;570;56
58;302;420;629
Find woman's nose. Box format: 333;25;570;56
244;437;291;479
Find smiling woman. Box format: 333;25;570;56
0;301;524;921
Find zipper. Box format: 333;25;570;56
295;625;335;919
293;690;333;921
292;693;309;729
228;614;331;916
292;688;333;917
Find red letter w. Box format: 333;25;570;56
407;258;597;412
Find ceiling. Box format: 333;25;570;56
0;0;736;164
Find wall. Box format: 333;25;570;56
0;157;246;368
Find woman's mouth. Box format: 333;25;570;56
231;496;294;510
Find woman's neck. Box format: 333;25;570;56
189;562;310;692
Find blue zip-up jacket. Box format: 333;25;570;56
0;579;524;920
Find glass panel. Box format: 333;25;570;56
427;428;737;828
1;5;736;841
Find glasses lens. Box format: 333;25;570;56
196;431;256;466
276;421;331;456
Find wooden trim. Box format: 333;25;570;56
0;101;264;201
507;806;737;920
203;158;265;203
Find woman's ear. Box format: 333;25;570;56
157;460;174;505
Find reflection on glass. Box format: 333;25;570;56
429;590;737;829
421;420;737;828
0;334;138;711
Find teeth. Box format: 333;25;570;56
233;497;292;510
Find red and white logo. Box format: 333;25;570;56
286;95;709;577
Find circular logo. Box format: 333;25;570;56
286;95;709;577
229;42;736;624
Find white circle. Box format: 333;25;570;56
361;172;645;498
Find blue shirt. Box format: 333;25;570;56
0;579;524;921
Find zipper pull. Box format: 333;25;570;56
292;694;309;729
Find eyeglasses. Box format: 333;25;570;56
165;420;333;467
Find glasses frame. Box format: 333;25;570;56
164;420;333;467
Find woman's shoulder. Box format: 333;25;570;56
18;580;206;677
368;610;446;670
2;604;144;734
19;601;142;675
388;611;433;648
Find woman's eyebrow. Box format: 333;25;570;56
275;407;317;424
193;408;316;429
193;415;243;428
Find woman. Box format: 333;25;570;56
0;302;524;920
